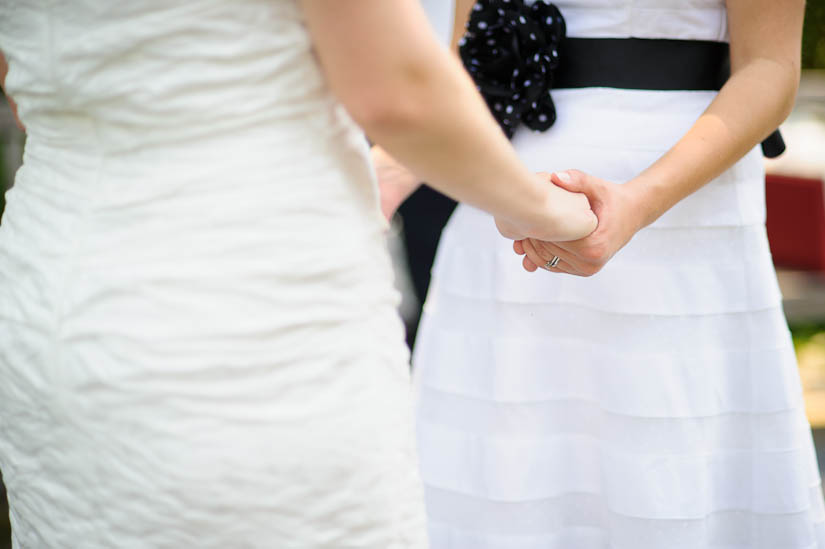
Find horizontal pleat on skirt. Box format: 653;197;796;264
413;87;825;548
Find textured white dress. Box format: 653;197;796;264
0;1;427;547
414;1;825;548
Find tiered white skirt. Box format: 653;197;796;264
413;88;825;548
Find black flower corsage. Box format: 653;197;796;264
459;0;566;139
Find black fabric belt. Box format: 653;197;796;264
553;38;785;158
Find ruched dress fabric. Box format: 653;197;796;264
413;1;825;548
0;1;427;547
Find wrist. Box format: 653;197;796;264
623;174;668;231
523;177;596;242
523;175;558;237
493;172;546;236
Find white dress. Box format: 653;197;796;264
0;1;427;547
413;1;825;548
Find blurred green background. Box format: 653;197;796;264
803;0;825;70
1;2;825;547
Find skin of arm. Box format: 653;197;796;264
450;0;476;52
371;0;489;221
0;51;24;131
300;0;596;242
517;0;805;274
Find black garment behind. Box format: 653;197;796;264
398;186;457;348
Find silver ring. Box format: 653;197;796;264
545;256;561;269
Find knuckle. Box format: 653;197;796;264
538;245;557;259
581;246;606;262
529;240;548;256
582;265;600;277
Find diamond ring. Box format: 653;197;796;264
545;256;561;269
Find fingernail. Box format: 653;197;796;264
556;171;571;183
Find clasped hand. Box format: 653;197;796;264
507;170;645;277
372;147;643;277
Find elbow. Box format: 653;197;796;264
0;51;7;91
353;98;427;140
775;58;802;124
780;73;800;123
777;92;797;127
735;55;801;127
348;92;427;138
341;62;438;139
347;90;427;141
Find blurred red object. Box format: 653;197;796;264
766;174;825;272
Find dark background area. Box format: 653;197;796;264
1;3;825;547
803;0;825;70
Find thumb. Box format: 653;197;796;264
550;170;588;193
552;170;603;211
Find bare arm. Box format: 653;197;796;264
628;0;804;228
0;51;23;131
370;0;477;220
300;0;596;241
0;52;6;90
450;0;475;52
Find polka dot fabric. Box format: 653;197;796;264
459;0;566;139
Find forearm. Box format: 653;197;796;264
365;55;548;229
626;0;803;230
369;0;476;208
1;51;8;92
628;60;799;229
302;0;551;231
370;0;549;228
0;50;23;131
